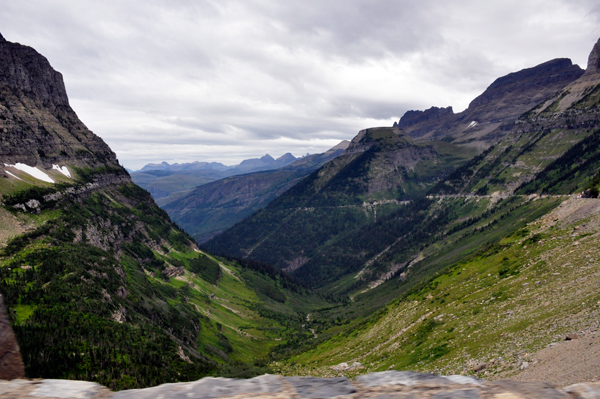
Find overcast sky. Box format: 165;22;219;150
2;1;600;169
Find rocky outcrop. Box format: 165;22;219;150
2;371;600;398
0;32;120;170
0;295;25;380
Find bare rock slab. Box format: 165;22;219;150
356;371;483;388
30;380;108;398
285;376;356;398
112;374;283;399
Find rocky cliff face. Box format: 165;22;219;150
0;33;120;171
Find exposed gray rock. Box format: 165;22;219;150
285;376;356;398
489;380;572;399
2;374;600;398
29;379;107;398
584;37;600;76
112;374;282;399
0;33;121;170
356;371;482;388
431;389;480;399
565;382;600;398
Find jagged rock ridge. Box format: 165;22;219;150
398;58;584;144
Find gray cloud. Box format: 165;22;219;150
1;0;599;169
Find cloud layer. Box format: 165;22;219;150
2;0;599;169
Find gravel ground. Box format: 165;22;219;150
509;332;600;386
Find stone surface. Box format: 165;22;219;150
565;382;600;399
489;380;572;399
30;380;108;398
431;389;479;399
285;376;356;398
2;374;600;399
112;374;283;399
0;294;25;380
356;371;482;388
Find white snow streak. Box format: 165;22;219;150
5;170;23;181
52;164;72;178
4;163;54;183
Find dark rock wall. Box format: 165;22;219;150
0;33;120;170
0;294;25;380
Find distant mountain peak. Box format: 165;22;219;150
585;37;600;76
0;32;5;43
260;154;275;162
276;153;296;162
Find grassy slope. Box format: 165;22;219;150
270;88;600;378
275;196;600;379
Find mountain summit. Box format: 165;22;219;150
397;58;584;144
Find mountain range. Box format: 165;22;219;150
130;153;300;199
3;30;600;389
200;37;600;380
204;52;594;289
137;152;300;174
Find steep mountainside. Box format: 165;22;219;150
0;34;338;389
262;37;600;381
163;141;349;243
204;128;477;275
